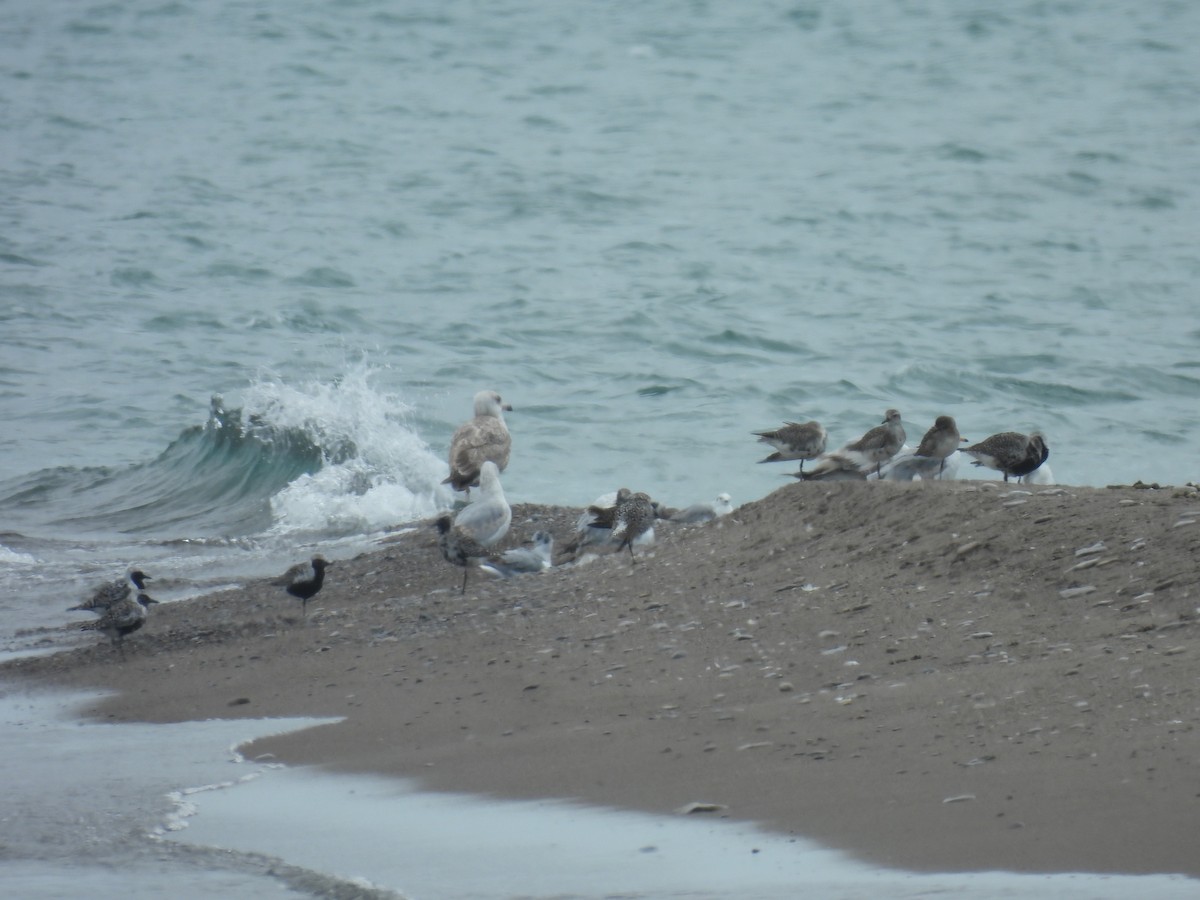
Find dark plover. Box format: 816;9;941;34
913;415;966;476
81;592;158;659
274;556;329;615
443;390;512;494
609;490;656;564
963;432;1049;482
437;460;511;592
68;569;151;614
752;421;827;473
480;530;554;578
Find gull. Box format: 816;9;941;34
752;421;827;473
273;556;330;615
669;493;734;525
911;415;966;477
68;569;151;614
80;592;158;659
437;460;511;592
443;390;512;494
963;432;1050;482
480;531;554;578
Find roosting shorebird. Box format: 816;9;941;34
963;431;1050;482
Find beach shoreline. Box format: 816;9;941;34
5;479;1199;879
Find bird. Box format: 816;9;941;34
273;556;330;615
752;421;827;472
842;408;906;476
912;415;966;476
963;431;1050;482
607;490;656;564
69;569;151;614
669;492;734;525
80;591;158;659
437;460;512;592
798;409;906;480
562;489;627;559
480;530;554;578
443;390;512;494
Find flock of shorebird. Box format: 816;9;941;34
70;390;1049;655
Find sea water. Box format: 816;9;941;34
0;0;1198;888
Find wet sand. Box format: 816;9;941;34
6;480;1200;879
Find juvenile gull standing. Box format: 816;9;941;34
912;415;966;477
963;431;1050;482
80;591;158;659
273;556;329;616
443;390;512;494
480;530;554;578
437;460;512;592
752;421;827;472
68;569;151;614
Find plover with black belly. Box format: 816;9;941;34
273;557;330;615
963;431;1049;482
81;592;158;659
69;569;151;615
443;390;512;494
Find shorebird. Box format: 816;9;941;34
608;490;656;564
443;390;512;494
669;492;734;525
480;530;554;578
912;415;966;476
80;592;158;659
273;557;329;615
437;460;512;592
752;421;827;473
799;409;906;480
69;569;151;614
963;431;1050;482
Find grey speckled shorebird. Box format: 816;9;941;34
913;415;966;476
963;431;1049;482
752;420;827;473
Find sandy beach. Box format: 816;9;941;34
5;479;1199;880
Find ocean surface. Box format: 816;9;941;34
1;0;1198;893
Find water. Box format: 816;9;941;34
0;0;1198;886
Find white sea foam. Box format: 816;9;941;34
243;366;452;534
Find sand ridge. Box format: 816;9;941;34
6;480;1199;877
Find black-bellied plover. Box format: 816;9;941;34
752;421;827;473
274;557;329;615
669;492;734;525
68;569;151;614
963;431;1050;482
81;591;157;659
609;490;656;564
480;530;554;578
913;415;966;476
443;390;512;494
437;460;511;592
